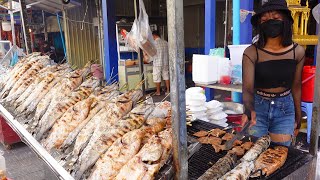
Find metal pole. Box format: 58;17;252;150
96;0;105;80
309;25;320;156
134;0;145;93
62;9;69;61
9;0;16;46
42;10;48;41
19;0;29;53
166;0;188;179
223;0;228;48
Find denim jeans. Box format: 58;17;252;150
250;94;295;146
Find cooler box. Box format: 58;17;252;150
0;116;20;148
192;54;219;84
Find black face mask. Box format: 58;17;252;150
260;19;284;38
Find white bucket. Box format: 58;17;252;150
2;21;11;32
192;54;219;84
228;44;250;65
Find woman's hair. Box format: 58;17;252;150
255;10;293;48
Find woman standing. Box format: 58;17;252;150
242;0;305;146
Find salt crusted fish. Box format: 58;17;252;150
115;129;173;180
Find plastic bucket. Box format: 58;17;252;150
228;44;250;65
302;66;316;102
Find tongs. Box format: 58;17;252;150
224;114;251;151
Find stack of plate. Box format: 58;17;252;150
206;100;228;127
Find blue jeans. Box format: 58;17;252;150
250;94;295;146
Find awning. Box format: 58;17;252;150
25;0;81;13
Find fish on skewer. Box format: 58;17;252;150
11;65;72;109
87;129;145;180
43;86;119;151
0;53;43;91
115;129;173;180
32;65;91;123
198;152;238;180
87;119;166;180
42;97;95;150
34;77;100;140
71;101;152;179
241;135;271;162
5;58;51;98
0;56;46;98
59;87;119;151
15;72;60;114
64;89;143;164
218;160;254;180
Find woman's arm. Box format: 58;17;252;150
292;46;305;130
242;52;256;126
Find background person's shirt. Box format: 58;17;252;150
151;38;169;67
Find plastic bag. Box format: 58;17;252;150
137;0;157;57
209;48;225;57
125;19;140;52
231;64;242;84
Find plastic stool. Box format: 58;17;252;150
301;102;313;143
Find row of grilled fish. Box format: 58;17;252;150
0;53;173;180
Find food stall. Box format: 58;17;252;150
0;0;319;180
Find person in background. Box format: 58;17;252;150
241;0;305;146
151;30;170;96
42;41;57;63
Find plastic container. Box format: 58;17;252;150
228;44;250;65
302;66;316;102
192;54;219;84
218;58;231;84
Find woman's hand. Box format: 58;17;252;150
294;122;300;137
241;111;257;128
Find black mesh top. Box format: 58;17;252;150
242;43;305;115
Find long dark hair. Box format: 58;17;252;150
256;10;293;48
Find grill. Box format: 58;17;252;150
187;120;313;180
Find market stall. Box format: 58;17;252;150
0;0;319;180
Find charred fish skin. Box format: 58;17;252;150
198;152;238;180
218;161;254;180
115;129;173;180
42;97;94;151
60;90;119;151
35;87;93;140
241;135;271;162
87;129;145;180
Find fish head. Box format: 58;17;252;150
80;76;100;89
130;102;155;116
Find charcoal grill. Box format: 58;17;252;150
187;120;313;180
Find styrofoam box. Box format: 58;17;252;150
228;44;250;65
192;54;219;84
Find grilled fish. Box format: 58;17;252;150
115;129;173;180
6;58;50;97
0;56;43;98
219;161;254;180
198;152;238;180
241;135;271;162
33;66;90;123
35;86;94;140
60;89;119;151
87;129;145;180
43;97;95;150
72;102;151;179
251;146;288;177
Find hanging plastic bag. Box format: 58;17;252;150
137;0;157;57
125;19;140;52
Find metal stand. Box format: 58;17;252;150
166;0;188;179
